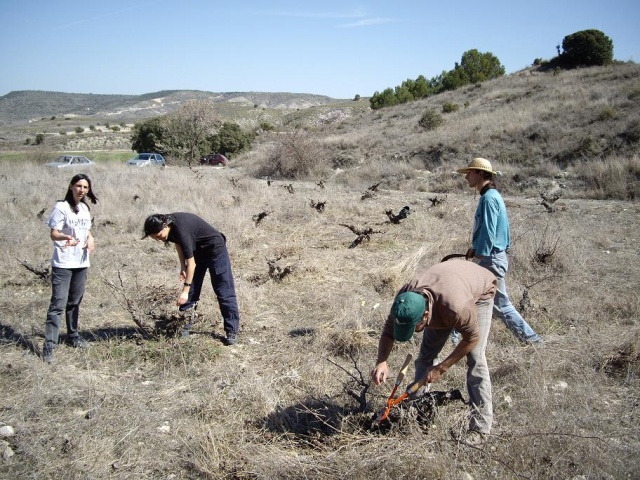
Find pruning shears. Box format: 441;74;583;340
376;353;414;423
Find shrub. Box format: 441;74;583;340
24;138;31;145
624;119;640;144
353;94;361;101
35;133;44;145
332;153;359;169
573;156;640;199
111;126;120;132
74;126;84;134
89;125;96;131
628;88;640;101
596;106;617;121
418;109;444;130
442;102;460;113
256;129;327;180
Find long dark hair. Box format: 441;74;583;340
64;174;98;213
142;213;175;238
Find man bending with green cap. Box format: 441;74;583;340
371;259;497;444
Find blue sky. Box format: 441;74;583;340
1;0;638;99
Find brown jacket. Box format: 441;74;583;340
382;260;497;343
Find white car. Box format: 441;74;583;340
44;155;95;168
126;153;166;167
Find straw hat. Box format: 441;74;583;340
456;158;496;175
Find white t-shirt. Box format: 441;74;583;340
47;201;92;268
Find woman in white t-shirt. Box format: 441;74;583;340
42;174;98;364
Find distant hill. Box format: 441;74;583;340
0;90;345;125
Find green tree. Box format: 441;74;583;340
411;75;432;98
209;122;255;156
441;65;467;91
560;29;614;67
440;50;504;91
35;133;44;145
131;117;166;153
163;100;220;163
428;72;447;95
369;87;398;109
394;84;414;104
458;49;505;83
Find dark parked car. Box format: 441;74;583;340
200;154;228;166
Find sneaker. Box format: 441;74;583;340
461;430;487;447
525;335;544;346
464;430;487;446
180;323;193;338
179;301;198;312
450;428;488;447
70;337;89;349
224;332;238;346
42;344;54;364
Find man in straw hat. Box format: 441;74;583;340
456;158;542;344
371;259;497;444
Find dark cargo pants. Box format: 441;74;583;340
187;245;240;335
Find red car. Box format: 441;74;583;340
200;154;229;166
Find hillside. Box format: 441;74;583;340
0;89;344;125
266;62;640;200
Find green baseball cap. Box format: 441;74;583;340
392;291;427;342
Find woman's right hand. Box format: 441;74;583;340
176;291;189;306
65;236;80;247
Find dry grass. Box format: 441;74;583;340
2;63;640;478
1;157;639;479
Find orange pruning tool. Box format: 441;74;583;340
376;353;413;423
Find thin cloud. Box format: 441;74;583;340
246;8;367;20
53;1;161;30
244;8;396;28
339;17;396;28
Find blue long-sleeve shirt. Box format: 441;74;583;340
472;187;510;256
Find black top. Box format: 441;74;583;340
167;212;225;260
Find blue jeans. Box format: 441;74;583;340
477;251;541;342
416;298;494;433
186;245;240;335
45;267;88;347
